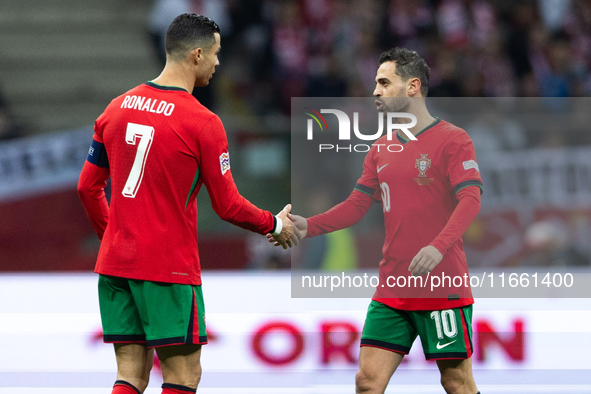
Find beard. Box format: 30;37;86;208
377;96;411;113
376;86;410;113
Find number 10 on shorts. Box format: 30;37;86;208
430;309;458;339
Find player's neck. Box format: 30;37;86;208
412;109;436;136
398;104;435;137
151;63;195;93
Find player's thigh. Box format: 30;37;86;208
360;300;417;355
357;301;416;390
412;305;474;361
114;343;154;381
98;275;145;343
357;346;404;391
156;344;202;388
129;280;208;348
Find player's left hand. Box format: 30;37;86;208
408;245;443;276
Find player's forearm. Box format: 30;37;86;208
77;162;110;240
429;186;481;256
306;190;373;238
213;193;275;234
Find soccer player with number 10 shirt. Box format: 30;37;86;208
272;48;483;394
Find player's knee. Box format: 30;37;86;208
140;366;152;391
175;362;202;389
355;368;383;393
138;377;150;393
116;365;151;392
194;362;202;386
355;369;370;393
440;372;464;394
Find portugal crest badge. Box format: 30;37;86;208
414;154;433;185
415;154;431;177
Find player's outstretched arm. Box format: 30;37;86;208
269;191;374;248
303;189;374;238
197;115;298;245
266;187;374;248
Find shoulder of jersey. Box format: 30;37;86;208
374;134;390;145
434;119;470;141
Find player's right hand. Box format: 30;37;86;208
267;214;307;247
289;214;307;239
273;204;293;249
408;245;443;276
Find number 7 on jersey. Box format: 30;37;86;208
122;122;154;198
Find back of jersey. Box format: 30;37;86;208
94;82;212;285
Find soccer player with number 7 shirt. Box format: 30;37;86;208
78;14;295;394
271;48;483;394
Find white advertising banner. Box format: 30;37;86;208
0;273;590;393
0;127;91;202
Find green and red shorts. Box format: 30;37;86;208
98;274;207;348
361;300;473;360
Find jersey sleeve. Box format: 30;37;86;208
354;145;381;202
429;185;481;255
77;117;110;241
446;131;483;195
306;189;374;237
92;112;106;143
306;148;378;237
197;115;275;234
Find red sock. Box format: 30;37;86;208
112;380;141;394
161;383;196;393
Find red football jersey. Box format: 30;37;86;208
355;118;482;310
79;82;275;285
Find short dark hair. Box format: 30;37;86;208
379;48;430;96
165;13;220;59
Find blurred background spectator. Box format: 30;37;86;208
0;88;26;141
4;0;591;132
5;0;591;132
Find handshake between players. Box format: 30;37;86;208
272;204;302;249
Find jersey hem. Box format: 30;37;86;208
372;297;474;311
360;339;410;354
425;351;469;360
96;270;202;286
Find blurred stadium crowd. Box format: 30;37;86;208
147;0;591;113
2;0;591;139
